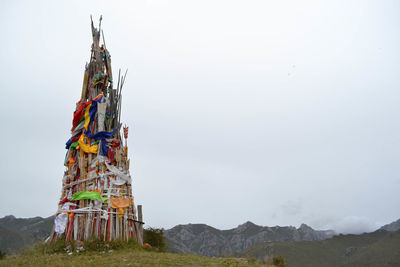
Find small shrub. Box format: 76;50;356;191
143;228;167;252
0;250;6;260
221;258;240;266
246;256;257;264
273;256;287;267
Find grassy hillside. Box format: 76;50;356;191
0;226;25;253
0;241;270;267
241;230;400;267
1;250;267;267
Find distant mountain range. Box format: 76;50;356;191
0;215;54;253
164;221;335;257
0;213;399;266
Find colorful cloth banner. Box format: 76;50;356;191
72;93;103;131
110;197;132;208
71;191;108;202
100;139;109;156
78;134;98;154
85;127;118;140
84;95;103;130
66;128;117;151
72;102;91;131
65;134;81;149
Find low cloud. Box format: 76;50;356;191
311;216;380;234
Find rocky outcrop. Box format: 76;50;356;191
380;218;400;232
164;221;335;257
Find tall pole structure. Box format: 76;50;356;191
50;17;143;244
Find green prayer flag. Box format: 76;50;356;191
71;191;108;202
70;140;79;150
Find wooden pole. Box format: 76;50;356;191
138;205;143;245
74;215;78;240
116;212;120;239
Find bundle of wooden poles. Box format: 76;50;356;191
49;16;143;245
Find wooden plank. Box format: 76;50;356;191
116;212;119;239
110;211;114;240
138;205;143;222
74;215;78;240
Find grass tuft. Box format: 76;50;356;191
21;237;143;257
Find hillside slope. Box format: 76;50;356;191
164;221;335;257
241;230;400;267
0;215;54;253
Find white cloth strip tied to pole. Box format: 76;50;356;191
57;206;108;218
111;176;128;186
64;170;129;189
105;162;131;183
56;206;136;219
54;202;77;234
63;173;73;183
55;213;68;234
64;176;98;188
98;102;107;132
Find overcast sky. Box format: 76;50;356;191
0;0;399;234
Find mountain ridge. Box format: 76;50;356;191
1;214;399;260
0;215;54;253
380;218;400;232
164;221;335;256
240;229;400;266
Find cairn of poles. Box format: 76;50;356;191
49;16;143;244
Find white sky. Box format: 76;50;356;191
0;0;399;234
